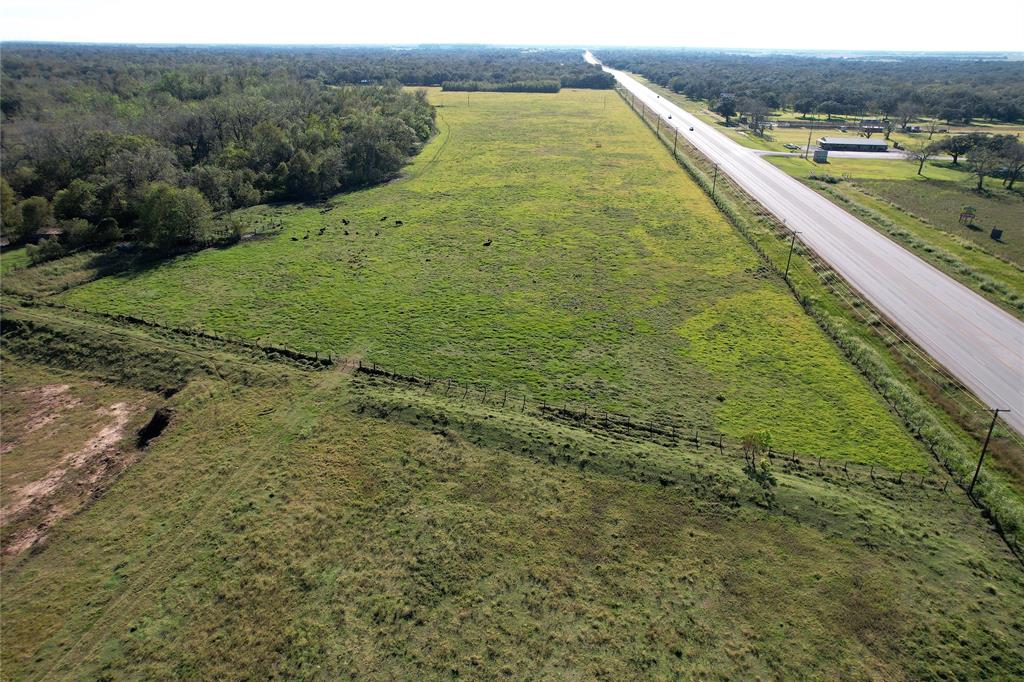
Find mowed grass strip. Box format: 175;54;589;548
60;88;921;466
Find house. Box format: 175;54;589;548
817;136;888;152
860;119;886;133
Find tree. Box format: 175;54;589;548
741;429;773;466
905;141;937;176
964;139;1003;191
17;196;52;235
52;179;100;222
794;97;816;119
94;217;123;244
137;183;212;247
1;178;24;243
714;95;737;124
816;100;841;121
743;99;770;137
993;136;1024;190
896;100;920;130
939;134;981;165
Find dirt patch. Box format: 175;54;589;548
1;384;82;455
1;401;143;556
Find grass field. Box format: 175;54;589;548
44;88;923;467
3;86;1023;679
1;246;29;274
1;347;1021;679
859;173;1024;265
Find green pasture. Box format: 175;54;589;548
51;88;921;466
1;362;1021;680
1;246;29;274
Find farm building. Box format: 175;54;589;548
817;136;888;152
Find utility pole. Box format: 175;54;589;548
712;164;719;198
784;229;802;281
804;130;812;159
656;116;660;134
673;128;678;155
968;408;1008;496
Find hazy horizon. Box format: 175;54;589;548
3;0;1023;53
2;40;1023;59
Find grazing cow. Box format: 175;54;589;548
380;216;388;221
318;227;326;235
483;239;492;246
290;236;298;241
303;232;309;240
341;218;350;225
344;230;349;236
394;220;403;226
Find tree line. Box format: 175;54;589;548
906;134;1024;190
442;80;561;93
1;44;441;259
598;49;1024;125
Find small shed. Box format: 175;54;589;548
813;149;829;163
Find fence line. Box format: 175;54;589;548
9;295;335;369
353;360;957;499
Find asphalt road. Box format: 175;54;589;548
586;52;1024;436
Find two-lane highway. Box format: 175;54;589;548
585;52;1024;435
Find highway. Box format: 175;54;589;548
585;52;1024;436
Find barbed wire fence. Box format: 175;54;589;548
8;293;955;499
352;359;962;501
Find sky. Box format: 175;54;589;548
2;0;1023;52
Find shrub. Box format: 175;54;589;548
26;237;66;265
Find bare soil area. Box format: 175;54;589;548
1;365;160;557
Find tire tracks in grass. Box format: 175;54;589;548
36;370;348;680
412;109;452;181
32;396;286;681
